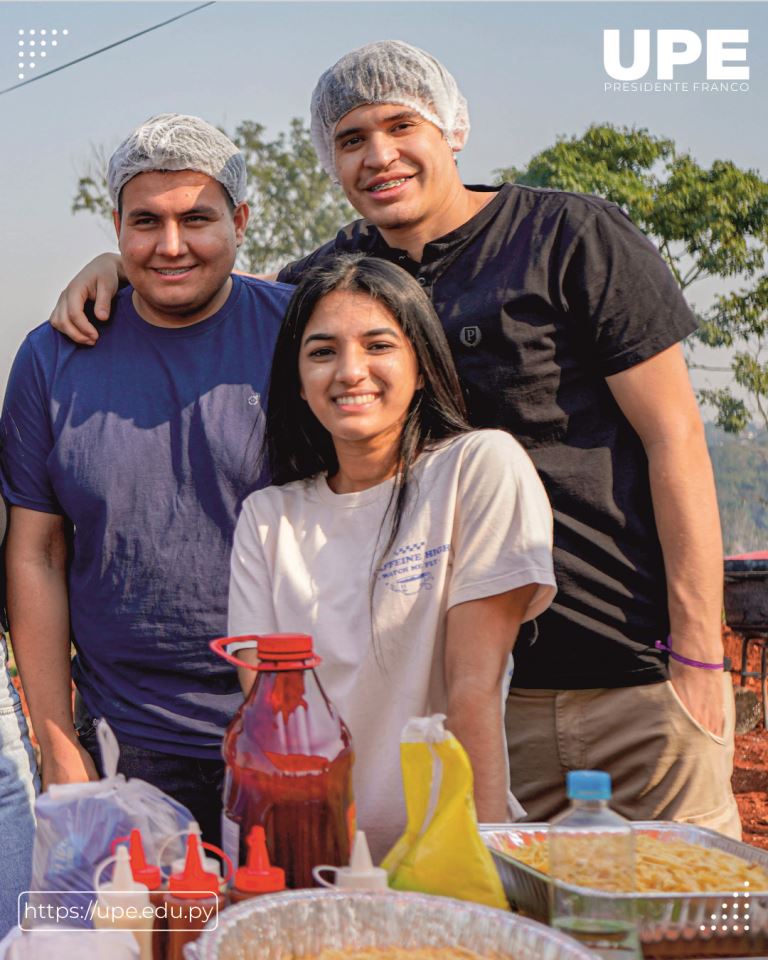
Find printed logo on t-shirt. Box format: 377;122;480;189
247;394;261;406
377;541;450;595
459;325;482;347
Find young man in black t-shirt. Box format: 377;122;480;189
47;41;739;836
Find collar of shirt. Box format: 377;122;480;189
365;184;509;283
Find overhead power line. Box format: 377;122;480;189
0;2;215;97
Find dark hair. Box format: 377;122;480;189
264;253;471;563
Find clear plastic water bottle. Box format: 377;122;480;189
549;770;641;959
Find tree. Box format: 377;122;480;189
497;124;768;432
697;276;768;432
72;118;355;275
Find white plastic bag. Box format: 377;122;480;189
30;722;193;928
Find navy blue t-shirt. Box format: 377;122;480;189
0;276;292;757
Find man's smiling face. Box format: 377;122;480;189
114;170;248;328
333;103;460;237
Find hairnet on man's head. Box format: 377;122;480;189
107;113;247;208
310;40;470;178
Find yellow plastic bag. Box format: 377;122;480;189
381;714;509;909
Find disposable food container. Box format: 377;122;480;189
481;822;768;958
184;888;599;960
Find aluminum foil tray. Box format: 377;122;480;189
481;822;768;958
185;889;599;960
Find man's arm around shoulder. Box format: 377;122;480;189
6;507;98;789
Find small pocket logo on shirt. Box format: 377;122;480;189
247;394;261;406
459;326;482;347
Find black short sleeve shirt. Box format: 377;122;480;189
279;184;697;688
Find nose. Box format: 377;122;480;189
362;132;399;170
335;345;368;384
156;221;187;258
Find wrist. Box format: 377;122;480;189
657;637;724;670
112;253;127;283
36;722;80;757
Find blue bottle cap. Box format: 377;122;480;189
566;770;612;800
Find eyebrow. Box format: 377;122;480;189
303;326;400;346
334;111;420;142
124;204;220;220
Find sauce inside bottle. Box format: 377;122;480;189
218;633;355;888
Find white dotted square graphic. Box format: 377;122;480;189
14;27;69;80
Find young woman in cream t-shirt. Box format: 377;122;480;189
228;254;555;860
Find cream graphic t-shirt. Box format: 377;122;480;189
228;429;556;860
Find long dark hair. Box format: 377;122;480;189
264;253;471;563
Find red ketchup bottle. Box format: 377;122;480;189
164;831;227;960
228;825;286;904
211;633;355;889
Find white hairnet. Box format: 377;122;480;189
310;40;470;178
107;113;246;208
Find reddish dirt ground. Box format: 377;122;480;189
724;627;768;849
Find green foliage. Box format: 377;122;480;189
72;144;113;221
497;124;768;431
698;389;750;434
498;125;672;229
697;277;768;432
72;118;354;275
234;118;354;274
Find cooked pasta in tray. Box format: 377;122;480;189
482;822;768;956
494;831;768;893
307;951;499;960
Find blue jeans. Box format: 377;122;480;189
0;638;39;938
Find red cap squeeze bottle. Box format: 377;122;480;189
229;826;286;904
165;826;229;960
112;829;162;890
112;829;165;960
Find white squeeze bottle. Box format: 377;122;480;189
93;845;153;960
549;770;641;960
312;830;389;890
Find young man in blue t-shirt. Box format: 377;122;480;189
0;115;292;841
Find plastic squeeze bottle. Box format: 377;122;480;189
164;830;226;960
549;770;641;960
312;830;389;890
93;845;153;960
212;633;355;889
112;829;165;960
228;825;286;904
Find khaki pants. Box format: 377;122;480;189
505;675;742;840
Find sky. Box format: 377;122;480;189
1;1;766;407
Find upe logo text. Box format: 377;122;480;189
603;30;749;81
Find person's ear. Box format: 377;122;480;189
233;202;249;246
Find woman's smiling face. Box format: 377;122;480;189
298;288;421;452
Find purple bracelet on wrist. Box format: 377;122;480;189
655;637;724;670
